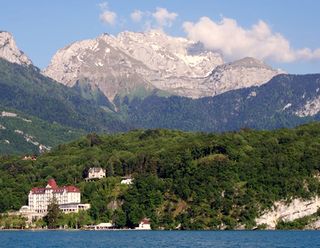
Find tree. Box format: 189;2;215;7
113;209;126;228
106;161;114;177
87;133;102;147
44;198;62;229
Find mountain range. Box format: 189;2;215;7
0;30;320;154
43;30;281;100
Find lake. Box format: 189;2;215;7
0;230;319;247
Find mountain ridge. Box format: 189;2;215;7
43;31;281;101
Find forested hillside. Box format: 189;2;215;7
0;58;129;133
0;107;83;154
124;74;320;132
1;123;320;229
2;57;320;155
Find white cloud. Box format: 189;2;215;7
100;11;117;25
131;10;143;23
99;2;117;26
183;17;320;63
152;7;178;28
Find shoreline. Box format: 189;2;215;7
0;228;319;231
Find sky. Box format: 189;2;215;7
1;0;320;73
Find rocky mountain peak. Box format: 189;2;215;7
43;31;224;100
229;57;272;69
0;31;32;66
43;31;282;101
202;57;282;97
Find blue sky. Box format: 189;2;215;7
1;0;320;73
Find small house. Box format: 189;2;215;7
85;167;106;181
121;176;133;185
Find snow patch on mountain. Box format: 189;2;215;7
282;103;292;111
0;31;32;66
247;91;257;99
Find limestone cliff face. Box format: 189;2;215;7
43;31;280;101
306;219;320;229
43;31;223;100
0;31;32;66
202;57;281;97
256;197;320;229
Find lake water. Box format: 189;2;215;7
0;230;319;248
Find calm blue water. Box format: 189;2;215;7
0;230;319;248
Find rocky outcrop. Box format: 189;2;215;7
295;93;320;117
256;197;320;229
0;31;32;66
306;219;320;229
202;57;281;97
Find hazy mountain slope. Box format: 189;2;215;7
0;108;83;154
124;74;320;132
0;58;129;132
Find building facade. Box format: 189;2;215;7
135;218;151;230
20;179;90;220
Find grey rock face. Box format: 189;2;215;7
0;31;32;66
202;57;281;97
44;31;281;101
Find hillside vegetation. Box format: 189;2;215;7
1;58;320;155
1;122;320;229
0;58;129;133
0;107;83;154
124;74;320;132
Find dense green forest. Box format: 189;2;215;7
0;58;129;133
1;122;320;229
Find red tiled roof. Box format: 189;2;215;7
141;218;150;224
47;179;58;189
64;186;80;192
30;179;80;194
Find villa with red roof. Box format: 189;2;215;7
20;179;90;220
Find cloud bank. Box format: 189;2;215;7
183;17;320;62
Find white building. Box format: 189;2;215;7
20;179;90;220
135;218;151;230
121;178;133;185
85;167;106;181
